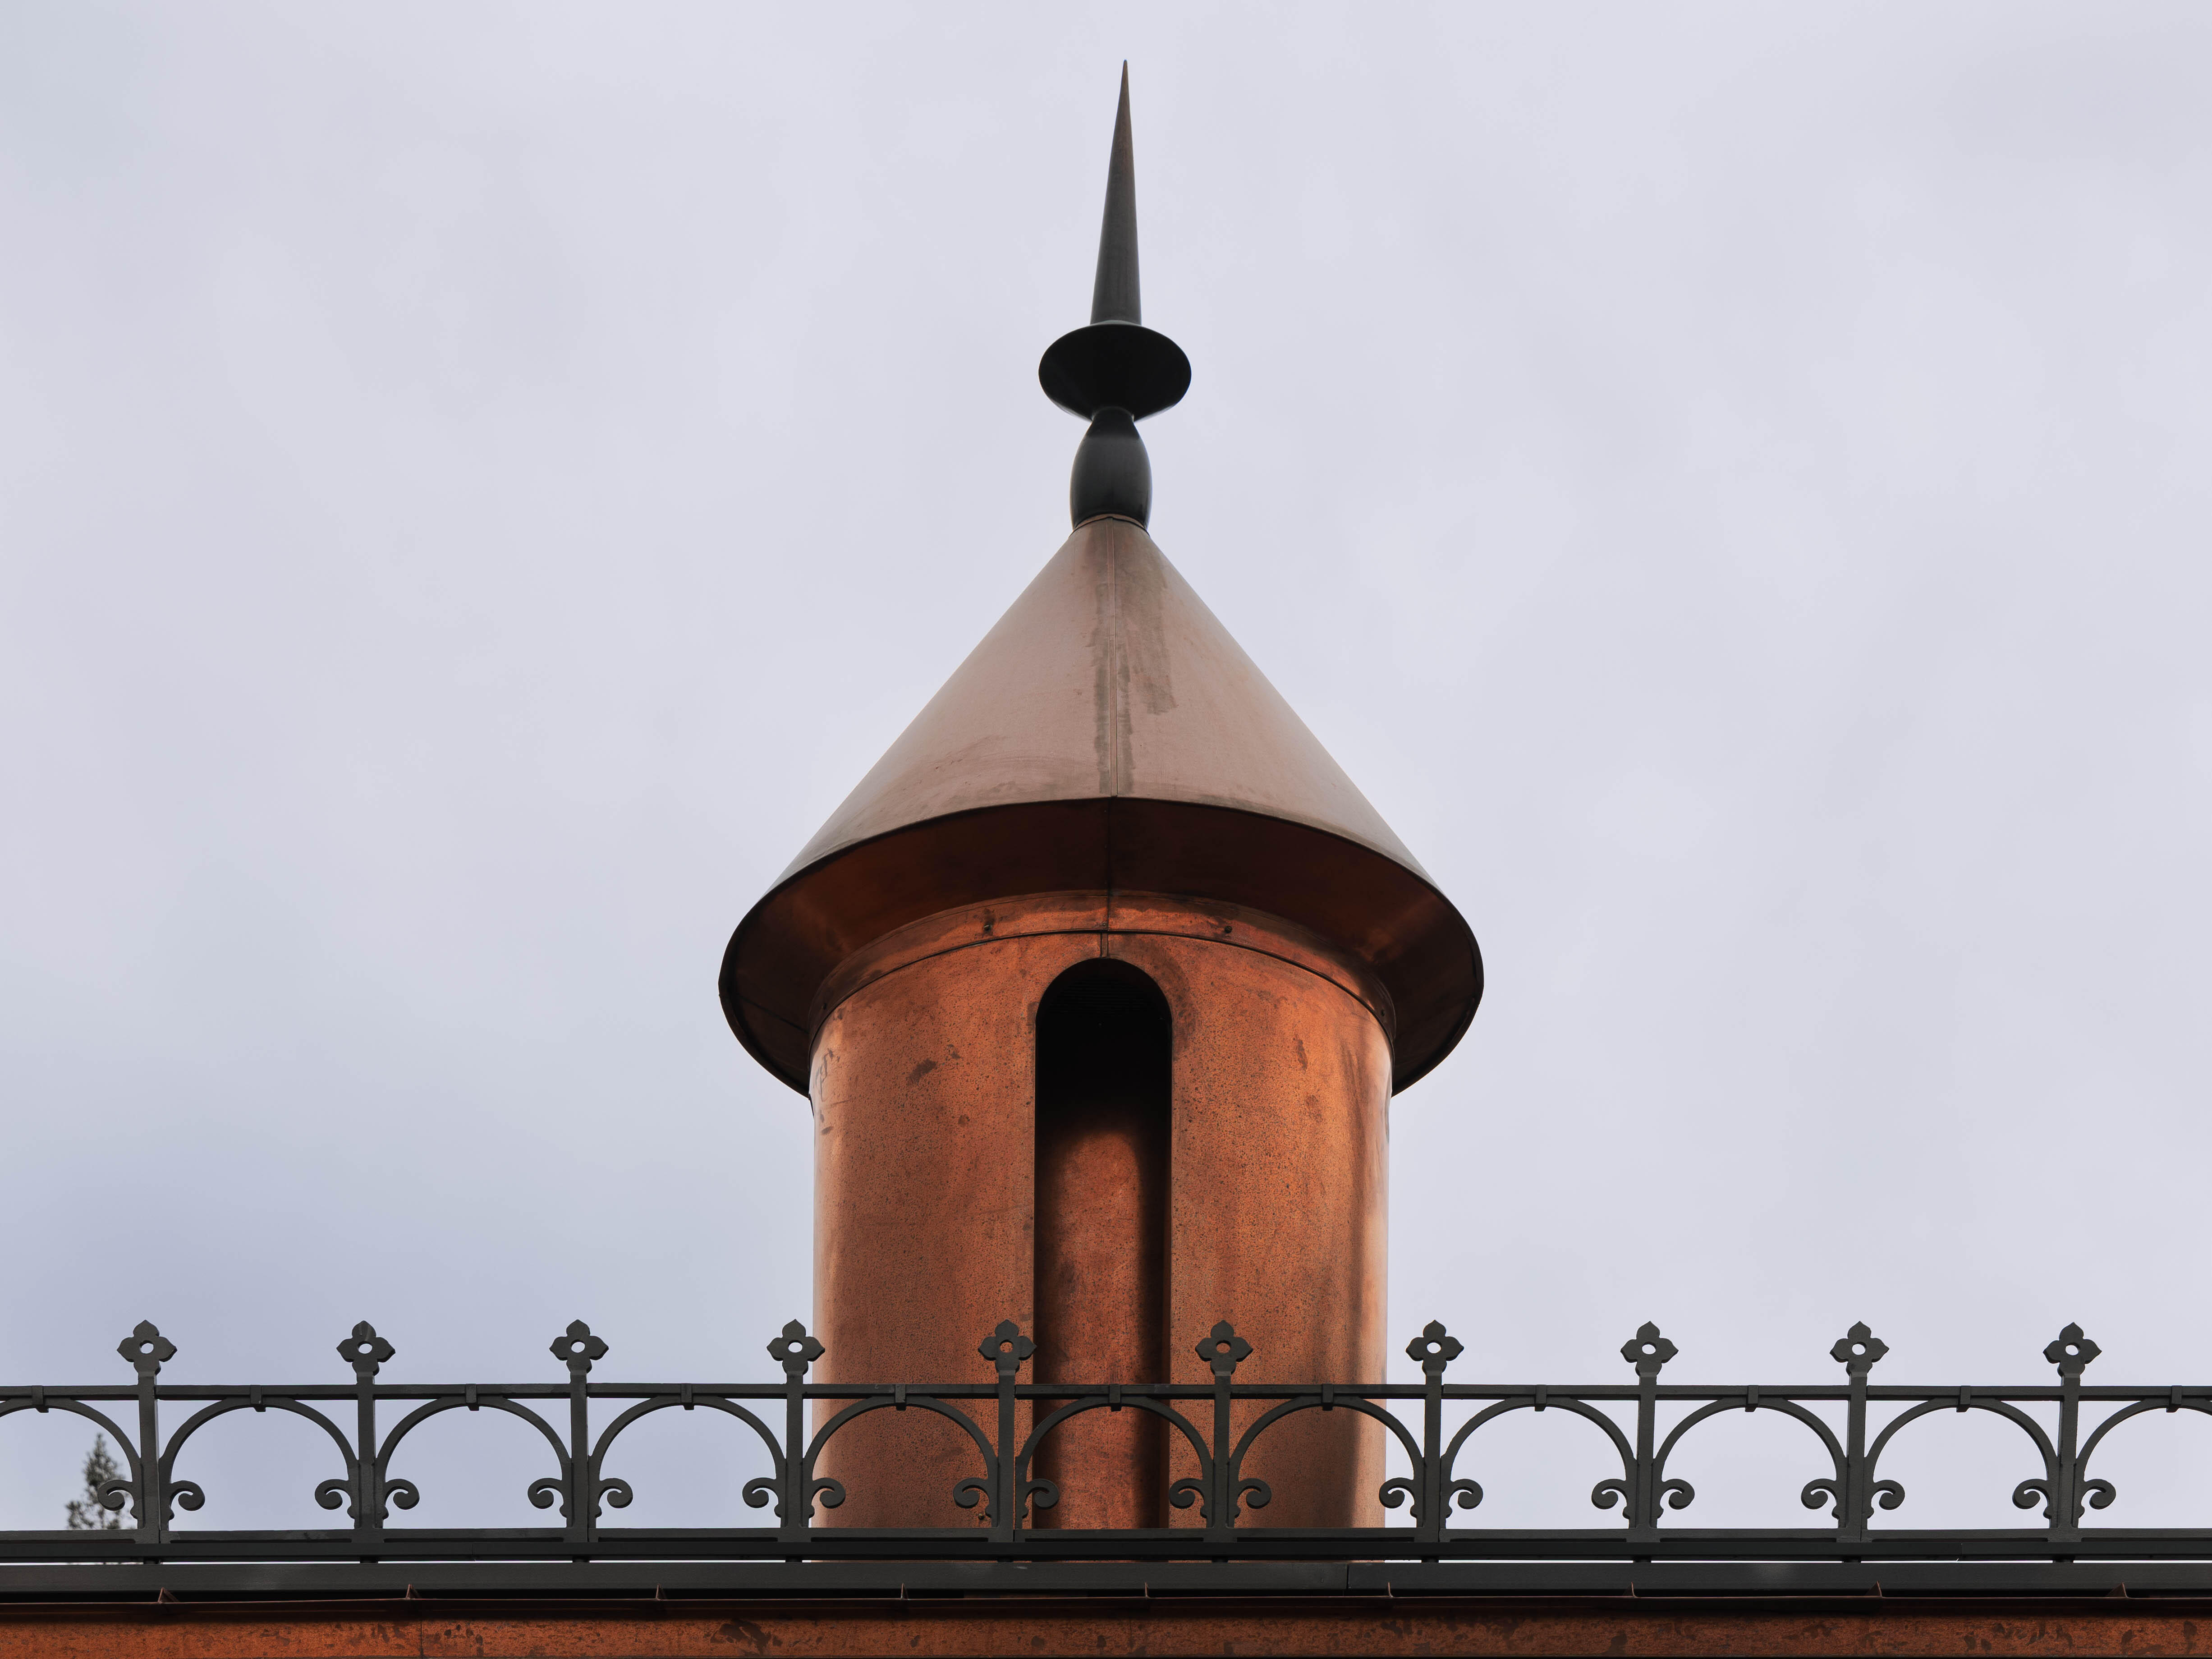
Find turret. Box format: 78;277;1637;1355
720;68;1481;1530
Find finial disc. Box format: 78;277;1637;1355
1039;321;1191;421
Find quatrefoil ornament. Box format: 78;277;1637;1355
2044;1323;2101;1379
768;1320;825;1378
1406;1321;1464;1379
1620;1322;1677;1377
980;1321;1035;1378
1197;1321;1253;1381
1830;1323;1890;1376
117;1321;176;1378
338;1322;395;1379
550;1320;609;1377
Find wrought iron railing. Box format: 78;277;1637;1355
5;1314;2210;1573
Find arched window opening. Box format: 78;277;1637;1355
1033;957;1170;1528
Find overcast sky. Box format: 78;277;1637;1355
6;3;2212;1537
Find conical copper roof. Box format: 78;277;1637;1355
721;516;1481;1094
780;519;1424;882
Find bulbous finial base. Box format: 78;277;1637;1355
1070;409;1151;527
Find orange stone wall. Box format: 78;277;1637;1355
806;890;1391;1530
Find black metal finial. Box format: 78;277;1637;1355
1039;64;1190;529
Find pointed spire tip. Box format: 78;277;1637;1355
1092;65;1140;326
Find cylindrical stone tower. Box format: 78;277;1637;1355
720;71;1480;1533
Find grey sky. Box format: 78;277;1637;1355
5;4;2211;1532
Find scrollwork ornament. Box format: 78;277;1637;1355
527;1475;567;1516
744;1468;842;1522
952;1476;993;1517
1379;1475;1484;1520
1801;1474;1904;1523
741;1476;779;1514
2019;1474;2119;1525
1168;1476;1210;1520
1021;1476;1061;1519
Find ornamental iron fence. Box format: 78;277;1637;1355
3;1314;2209;1580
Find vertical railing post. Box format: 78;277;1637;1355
335;1323;395;1560
767;1320;825;1552
1830;1323;1889;1546
1405;1322;1463;1555
549;1321;609;1555
1619;1322;1676;1549
2044;1324;2100;1551
978;1321;1034;1547
115;1322;175;1557
1196;1322;1252;1547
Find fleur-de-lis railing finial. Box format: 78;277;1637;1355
959;1323;1037;1542
1178;1322;1257;1540
1805;1322;1901;1539
1386;1322;1481;1548
1596;1322;1688;1538
322;1322;409;1535
749;1320;835;1540
106;1322;175;1533
2016;1323;2112;1539
530;1321;614;1539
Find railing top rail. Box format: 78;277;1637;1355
8;1382;2204;1402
